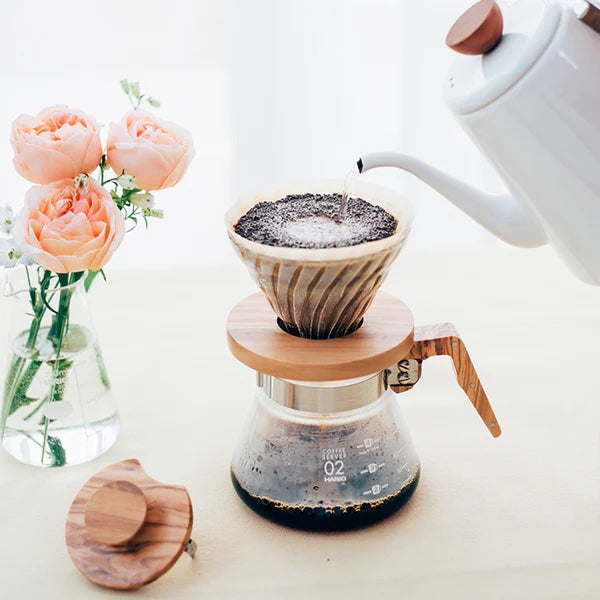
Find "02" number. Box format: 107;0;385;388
323;460;344;476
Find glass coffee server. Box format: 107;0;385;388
226;293;500;530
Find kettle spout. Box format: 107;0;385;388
358;152;547;248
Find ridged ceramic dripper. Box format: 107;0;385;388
225;180;413;339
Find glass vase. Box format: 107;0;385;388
1;267;118;467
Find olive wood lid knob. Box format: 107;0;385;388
446;0;504;55
84;480;148;546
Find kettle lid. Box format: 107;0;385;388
444;0;561;114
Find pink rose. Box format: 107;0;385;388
13;178;125;273
10;105;103;184
107;110;194;191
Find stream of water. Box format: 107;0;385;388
336;164;360;223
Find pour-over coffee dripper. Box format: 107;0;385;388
226;180;413;339
225;181;501;530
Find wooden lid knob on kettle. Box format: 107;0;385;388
446;0;504;55
66;459;196;590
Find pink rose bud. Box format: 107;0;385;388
107;110;194;191
13;178;125;273
10;105;103;184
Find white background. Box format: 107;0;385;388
0;0;511;270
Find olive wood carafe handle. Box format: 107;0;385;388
387;323;501;438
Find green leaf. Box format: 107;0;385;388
2;355;26;429
46;436;66;467
120;79;130;94
9;360;43;415
94;345;111;390
130;81;141;99
148;97;161;108
84;269;105;292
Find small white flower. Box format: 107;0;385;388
0;205;14;236
74;173;89;188
0;234;34;268
142;207;164;219
0;238;18;268
117;174;136;190
130;192;155;209
8;247;22;260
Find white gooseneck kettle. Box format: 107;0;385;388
359;0;600;284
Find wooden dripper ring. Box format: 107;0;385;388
227;292;501;437
66;459;196;590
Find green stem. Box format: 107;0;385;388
1;268;49;434
3;269;84;466
10;430;65;467
40;273;77;463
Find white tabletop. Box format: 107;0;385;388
1;246;599;599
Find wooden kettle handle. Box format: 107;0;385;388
390;323;501;437
580;3;600;34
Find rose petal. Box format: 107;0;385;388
12;143;78;184
108;142;173;190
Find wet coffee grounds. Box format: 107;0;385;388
231;466;420;531
234;193;398;249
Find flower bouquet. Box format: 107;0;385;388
0;81;193;467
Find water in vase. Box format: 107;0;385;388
2;324;118;467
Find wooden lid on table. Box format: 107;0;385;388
66;459;193;590
227;292;414;381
